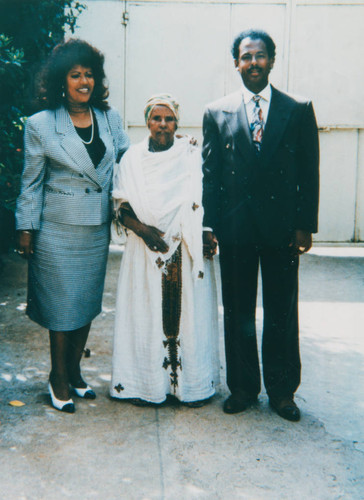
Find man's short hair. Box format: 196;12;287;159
231;29;276;60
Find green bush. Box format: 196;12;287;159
0;35;26;213
0;0;85;252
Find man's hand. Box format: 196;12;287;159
175;134;198;146
289;230;312;255
17;230;33;258
203;231;218;259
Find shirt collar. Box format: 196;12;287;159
241;82;272;104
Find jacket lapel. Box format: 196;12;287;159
259;86;293;165
222;91;256;165
93;108;114;168
55;106;101;186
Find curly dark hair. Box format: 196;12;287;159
231;29;276;61
37;38;109;110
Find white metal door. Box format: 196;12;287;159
75;0;364;241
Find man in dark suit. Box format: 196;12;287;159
202;29;319;421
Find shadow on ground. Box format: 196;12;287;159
1;247;363;499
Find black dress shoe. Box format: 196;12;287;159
269;397;301;422
129;398;164;407
183;397;211;408
223;392;257;414
129;398;153;407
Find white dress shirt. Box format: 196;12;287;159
241;82;272;128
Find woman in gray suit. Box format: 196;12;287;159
16;39;129;413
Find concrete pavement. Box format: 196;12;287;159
0;245;363;499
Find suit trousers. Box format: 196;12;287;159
219;242;301;399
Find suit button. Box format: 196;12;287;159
225;143;231;149
85;188;90;193
79;173;84;178
96;188;102;193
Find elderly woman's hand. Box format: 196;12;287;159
17;230;33;258
119;205;169;253
137;224;169;253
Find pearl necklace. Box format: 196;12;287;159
69;107;94;145
79;108;94;145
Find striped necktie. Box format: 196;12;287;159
250;95;264;152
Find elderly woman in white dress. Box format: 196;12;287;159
110;94;220;407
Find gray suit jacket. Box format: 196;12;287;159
202;86;319;247
16;105;129;230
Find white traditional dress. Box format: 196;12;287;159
110;136;220;403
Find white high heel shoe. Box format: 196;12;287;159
72;385;96;400
48;382;75;413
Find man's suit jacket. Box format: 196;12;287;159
16;105;129;230
202;86;319;247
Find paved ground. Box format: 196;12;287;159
1;245;364;500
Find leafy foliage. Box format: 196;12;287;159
0;35;26;213
0;0;85;67
0;0;85;251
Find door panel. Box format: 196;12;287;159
125;1;230;141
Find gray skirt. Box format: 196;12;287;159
27;220;110;331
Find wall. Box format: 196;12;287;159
73;0;364;241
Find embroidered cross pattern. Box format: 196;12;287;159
156;257;165;269
163;339;182;388
161;244;183;391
